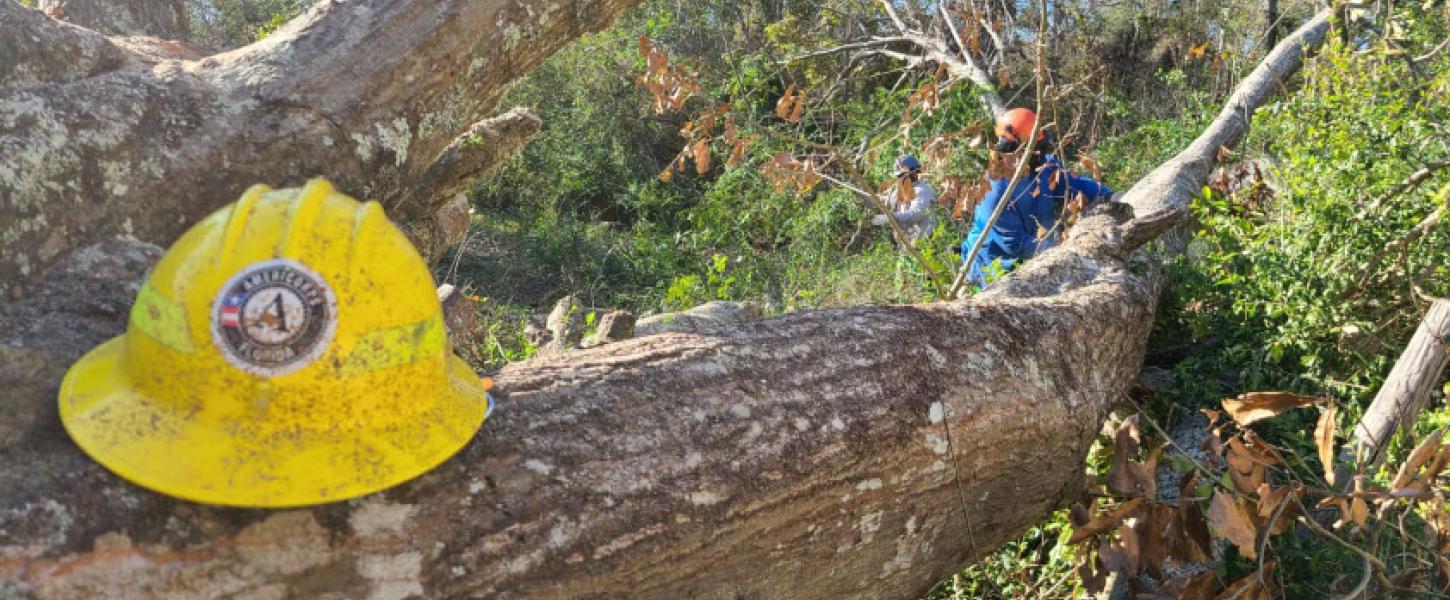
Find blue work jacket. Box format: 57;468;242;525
960;156;1112;285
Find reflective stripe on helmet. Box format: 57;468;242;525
339;313;447;374
129;282;194;353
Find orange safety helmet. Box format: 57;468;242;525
994;108;1042;144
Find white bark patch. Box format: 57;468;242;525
523;459;555;475
357;551;423;600
923;345;946;367
923;432;949;455
688;489;726;505
928;402;944;424
548;519;576;549
858;511;883;544
351;132;375;162
793;418;810;431
349;500;418;539
883;534;926;576
374;117;412;166
729;404;751;418
234;512;330;575
855;478;882;492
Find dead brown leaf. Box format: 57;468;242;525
1208;491;1258;559
1108;417;1158;497
1254;483;1298;535
775;85;796;120
692;140;711;174
1226;437;1268;494
1349;496;1369;528
1133;502;1172;577
1318;495;1354;529
1215;559;1276;600
1079;155;1103;181
1391;428;1444;492
1069;497;1146;544
1221;391;1325;426
1175;571;1219;600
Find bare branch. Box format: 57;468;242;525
1356;160;1450;217
935;2;1006;116
1348;206;1444;294
879;0;910;33
782;36;913;63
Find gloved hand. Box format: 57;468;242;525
870;214;889;226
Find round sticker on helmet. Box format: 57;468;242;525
212;259;337;377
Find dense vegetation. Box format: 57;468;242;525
186;0;1450;596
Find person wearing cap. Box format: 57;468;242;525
959;108;1114;286
871;154;937;243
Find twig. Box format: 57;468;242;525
1296;514;1389;574
1333;557;1373;600
1356;160;1450;217
1345;206;1444;296
1414;35;1450;63
781;37;914;63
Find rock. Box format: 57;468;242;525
544;295;583;351
635;301;764;337
581;310;636;348
523;315;552;348
437;284;481;361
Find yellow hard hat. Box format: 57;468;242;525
58;180;491;508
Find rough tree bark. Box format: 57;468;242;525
0;7;1336;600
0;0;619;291
36;0;189;39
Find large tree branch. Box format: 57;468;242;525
0;0;641;289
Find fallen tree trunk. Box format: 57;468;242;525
0;7;1336;600
1341;298;1450;475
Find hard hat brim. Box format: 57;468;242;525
58;336;490;508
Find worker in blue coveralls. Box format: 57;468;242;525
959;108;1114;287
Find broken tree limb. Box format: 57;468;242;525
0;7;1338;600
1117;7;1335;251
1338;298;1450;477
